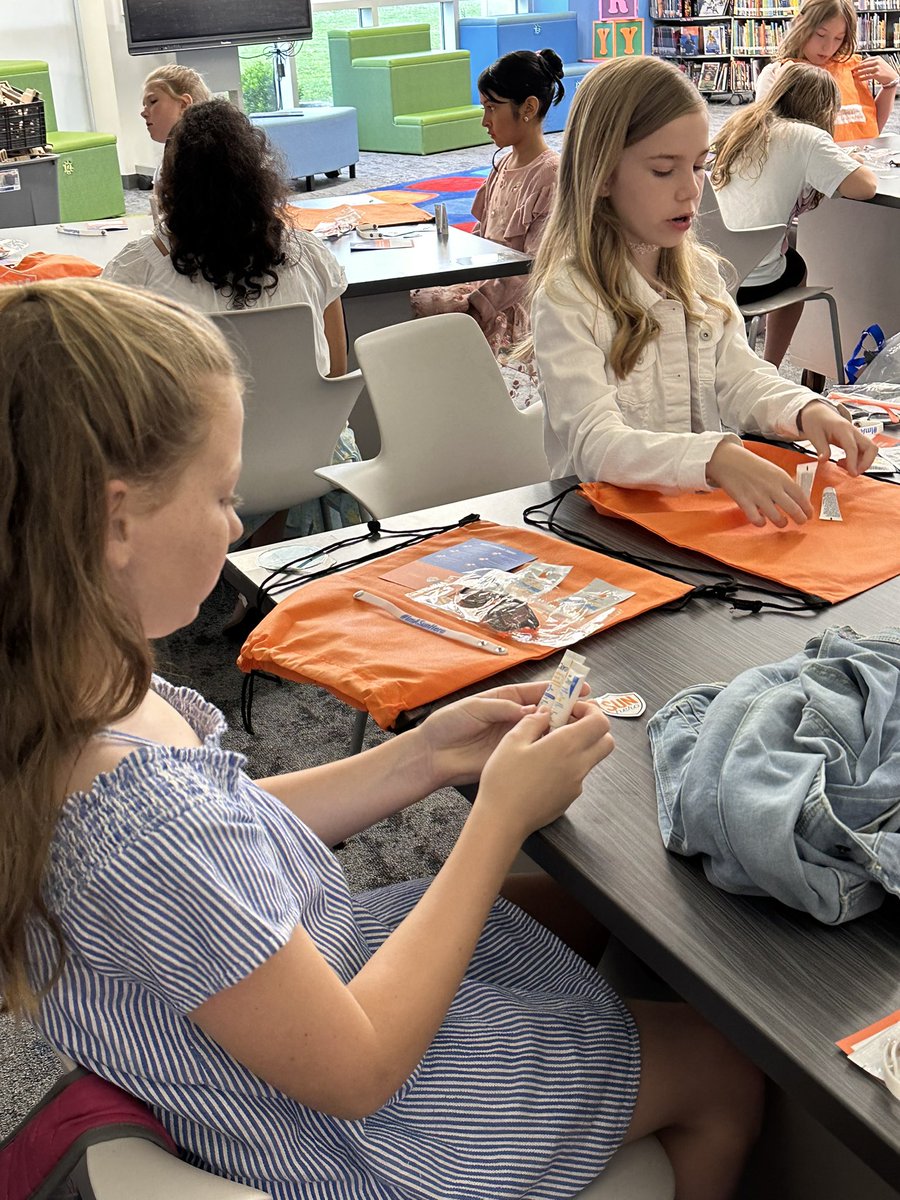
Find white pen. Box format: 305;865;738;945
56;225;106;237
353;589;508;655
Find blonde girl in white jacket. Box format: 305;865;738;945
530;56;875;528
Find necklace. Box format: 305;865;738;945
628;240;660;254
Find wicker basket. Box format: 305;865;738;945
0;100;47;155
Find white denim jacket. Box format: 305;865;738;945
532;257;814;490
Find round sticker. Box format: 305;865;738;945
594;692;646;719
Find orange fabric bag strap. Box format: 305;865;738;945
238;519;691;729
578;443;900;605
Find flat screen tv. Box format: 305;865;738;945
123;0;313;55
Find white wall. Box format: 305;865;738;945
100;0;173;176
3;1;92;129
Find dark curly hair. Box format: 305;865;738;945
158;99;290;309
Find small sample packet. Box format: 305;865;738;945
409;569;631;648
594;692;646;718
311;209;361;240
819;487;843;522
539;650;590;729
795;461;816;500
837;1010;900;1099
409;564;569;633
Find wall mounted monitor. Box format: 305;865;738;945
123;0;313;55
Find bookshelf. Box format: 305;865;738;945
652;0;900;101
651;2;756;103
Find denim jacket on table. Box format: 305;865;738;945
649;626;900;925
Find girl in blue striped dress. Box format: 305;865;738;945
0;280;762;1200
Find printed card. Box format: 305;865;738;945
380;538;536;590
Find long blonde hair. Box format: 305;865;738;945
0;280;236;1015
710;62;841;188
142;63;213;104
528;56;728;378
778;0;857;62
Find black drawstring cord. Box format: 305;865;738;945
239;512;483;731
523;485;831;616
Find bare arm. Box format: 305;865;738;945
323;297;348;377
875;83;897;132
837;165;878;200
256;723;436;846
192;703;614;1118
257;681;564;846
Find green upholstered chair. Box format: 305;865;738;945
327;26;490;154
0;59;124;223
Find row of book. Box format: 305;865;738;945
729;57;764;88
654;23;731;52
651;0;730;16
857;12;900;45
731;19;790;49
673;57;761;89
732;5;796;14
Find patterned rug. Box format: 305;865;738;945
370;166;493;231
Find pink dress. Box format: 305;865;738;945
411;148;559;355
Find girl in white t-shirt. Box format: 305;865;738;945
104;100;354;543
529;57;876;527
711;63;876;367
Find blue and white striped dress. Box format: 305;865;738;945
30;679;640;1200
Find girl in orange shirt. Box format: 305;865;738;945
755;0;899;141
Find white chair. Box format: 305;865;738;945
208;303;365;519
576;1137;675;1199
314;312;549;519
20;1054;670;1200
72;1138;270;1199
696;183;845;384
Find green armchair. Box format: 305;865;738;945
0;59;124;223
328;25;490;154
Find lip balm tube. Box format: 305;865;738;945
539;649;591;730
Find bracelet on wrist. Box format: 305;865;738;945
882;76;899;89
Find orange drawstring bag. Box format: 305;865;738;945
238;519;691;729
581;442;900;605
12;252;102;281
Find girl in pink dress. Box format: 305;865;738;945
411;50;563;401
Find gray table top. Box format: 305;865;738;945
850;132;900;208
0;212;530;295
226;476;900;1188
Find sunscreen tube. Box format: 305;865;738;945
538;649;590;730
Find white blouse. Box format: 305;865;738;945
103;226;346;378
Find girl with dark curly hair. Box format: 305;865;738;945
104;99;347;381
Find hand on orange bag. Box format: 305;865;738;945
706;441;812;528
475;702;614;841
798;400;878;476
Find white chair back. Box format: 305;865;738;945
695;182;786;295
209;304;364;517
315;312;549;518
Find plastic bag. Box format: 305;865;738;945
859;330;900;385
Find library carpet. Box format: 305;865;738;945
374;166;491;230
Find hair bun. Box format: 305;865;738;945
538;48;565;81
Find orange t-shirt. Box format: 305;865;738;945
785;56;879;141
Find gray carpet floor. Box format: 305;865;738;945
4;95;898;1138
